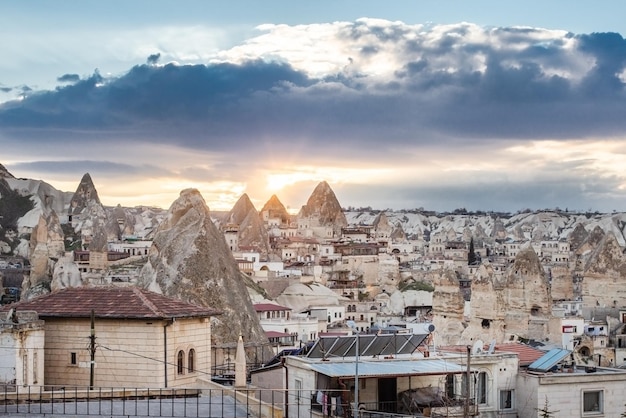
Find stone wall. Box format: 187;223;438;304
43;317;210;388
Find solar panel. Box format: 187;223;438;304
307;333;429;359
527;348;572;372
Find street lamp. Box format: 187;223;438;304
347;320;359;418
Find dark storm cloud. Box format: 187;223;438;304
1;25;626;155
146;53;161;65
57;73;80;83
0;86;11;93
0;60;312;144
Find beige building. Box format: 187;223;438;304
4;287;220;388
517;364;626;417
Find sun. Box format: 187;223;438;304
266;172;314;192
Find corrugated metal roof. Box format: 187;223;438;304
308;359;469;378
528;348;572;372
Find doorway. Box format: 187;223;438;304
378;377;397;412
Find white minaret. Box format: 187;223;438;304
235;335;246;387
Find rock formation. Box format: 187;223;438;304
297;181;347;238
581;232;626;310
50;254;83;291
68;173;101;218
549;265;574;301
259;194;291;225
27;213;65;286
227;194;271;255
137;189;271;360
431;269;466;345
391;223;408;243
373;212;392;240
228;193;257;226
502;247;552;341
0;164;14;179
461;263;507;343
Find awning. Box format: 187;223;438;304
308;358;470;378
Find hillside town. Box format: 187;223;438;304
2;164;626;416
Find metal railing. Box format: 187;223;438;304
0;385;427;418
0;385;256;417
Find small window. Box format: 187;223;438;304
177;350;185;375
295;379;302;401
33;351;38;384
188;349;195;373
23;354;28;386
70;352;77;365
583;390;603;415
499;390;513;410
477;372;487;404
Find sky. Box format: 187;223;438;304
2;1;626;214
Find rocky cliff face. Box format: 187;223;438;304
27;212;65;286
67;173;109;254
581;233;626;309
137;189;271;359
431;269;466;345
298;181;347;237
0;164;14;179
502;247;552;340
461;263;507;343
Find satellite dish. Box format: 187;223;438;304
487;339;496;354
472;339;484;355
422;323;435;333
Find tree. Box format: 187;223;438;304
468;237;477;265
536;396;558;418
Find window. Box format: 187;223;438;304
177;350;185;375
295;379;302;401
499;390;513;410
445;374;455;399
70;352;77;365
33;351;38;384
583;390;603;414
23;354;28;386
188;349;195;373
476;372;487;404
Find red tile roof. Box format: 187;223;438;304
437;342;545;366
254;303;291;312
0;286;221;320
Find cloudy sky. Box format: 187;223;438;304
2;1;626;214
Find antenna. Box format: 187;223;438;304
472;339;484;355
487;339;496;354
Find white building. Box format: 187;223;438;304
254;303;322;347
0;311;44;388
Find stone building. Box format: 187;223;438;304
1;286;220;388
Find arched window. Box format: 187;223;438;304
177;350;185;375
188;349;195;373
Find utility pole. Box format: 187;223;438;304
464;345;471;418
89;309;96;389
